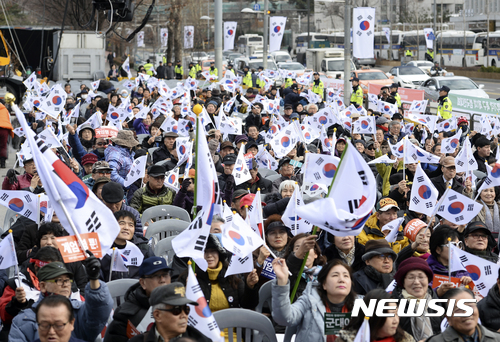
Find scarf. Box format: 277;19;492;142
480;200;500;232
413;250;431;260
402;289;433;341
336;246;356;267
302;265;322;282
269;245;287;258
363;265;395;289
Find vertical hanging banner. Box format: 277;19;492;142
184;26;194;49
137;31;145;47
352;7;375;59
423;28;435;49
161;28;169;47
224;22;237;51
382;27;390;44
269;16;287;52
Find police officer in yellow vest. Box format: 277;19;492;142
425;48;434;62
405;49;413;57
243;66;253;88
256;66;265;89
350;77;364;108
188;62;197;79
144;59;154;76
285;77;293;88
162;55;167;65
311;72;324;101
209;61;218;76
174;60;183;79
437;85;452;119
390;83;402;107
196;60;202;73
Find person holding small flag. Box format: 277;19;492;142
2;157;36;191
105;130;139;187
152;132;179;165
105;257;173;342
130;165;176;214
463;222;498;263
9;259;113;342
471;180;500;234
394;219;432;269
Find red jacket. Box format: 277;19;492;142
2;172;33;191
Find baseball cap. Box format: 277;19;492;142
464;221;492;238
438;85;450;93
404;219;428;241
149;283;198;307
138;256;172;277
246;141;258;152
290;84;298;90
390;83;399;89
81;153;98;166
278;157;291;169
290;113;299;121
148;164;166;177
220;141;234;150
92;176;110;193
222;154;237;165
101;181;125;203
37;262;74;281
351;77;359;82
376;116;390;125
376;197;400;212
232;189;248;202
284;104;293;110
92;161;112;173
442;156;456;167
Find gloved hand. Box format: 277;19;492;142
181;178;191;193
83;250;101;280
276;197;291;213
6;169;19;184
225;175;235;190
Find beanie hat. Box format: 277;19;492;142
394;257;433;287
361;239;397;261
404;219;428;242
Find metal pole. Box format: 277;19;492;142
389;0;393;60
215;0;223;79
440;0;443;57
343;0;351;104
433;0;437;51
307;0;311;48
263;0;269;69
487;0;490;66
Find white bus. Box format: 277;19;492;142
401;30;427;60
475;31;500;67
294;33;333;54
374;30;404;60
236;34;264;54
435;30;482;67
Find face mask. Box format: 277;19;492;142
82;94;88;99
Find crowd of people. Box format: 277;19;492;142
0;56;499;342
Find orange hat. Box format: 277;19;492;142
404;219;427;241
188;169;195;179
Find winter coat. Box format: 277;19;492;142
152;143;178;165
2;172;33;191
9;281;113;342
263;192;290;218
128;323;211;342
172;188;194;215
100;235;154;281
132;118;149;135
105;144;135;186
338;328;415;342
68;131;94;165
129;183;176;214
352;266;395;295
236;172;273;194
323;239;366;273
477;283;500;331
426;254;470;279
357;213;409;253
427;325;500;342
104;282;149;342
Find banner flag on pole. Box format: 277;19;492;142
184;26;194;49
269;17;287;52
224;22;237;51
352;7;375;59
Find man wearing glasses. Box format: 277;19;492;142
83;160;113;189
105;257;173;342
9;260;113;342
128;283;211;342
34;295;83;342
431;156;464;199
130;165;176;214
463;222;498;263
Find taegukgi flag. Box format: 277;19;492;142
161;28;168;47
269;17;287;52
424;28;435;49
382;27;390;44
184;26;194;49
353;7;375;59
224;22;237;51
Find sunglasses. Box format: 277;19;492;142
366;146;375;150
157;305;190;315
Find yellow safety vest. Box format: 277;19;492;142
162;56;167;64
144;63;154;76
405;50;413;57
189;66;197;79
350;86;364;107
437;96;452;119
243;72;253;87
427;49;434;59
175;65;183;76
285;78;293;88
393;93;402;107
209;68;218;76
256;78;265;88
196;64;202;72
312;81;324;100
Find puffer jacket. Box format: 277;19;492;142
104;282;149;342
9;281;113;342
2;172;33;191
357;213;409;253
477;283;500;331
129;183;176;214
427;325;500;342
105;144;135;186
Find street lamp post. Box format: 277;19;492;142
200;16;212;47
344;0;351;105
215;0;223;79
263;0;269;69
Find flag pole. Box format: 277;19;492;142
56;198;89;258
294;182;298;236
447;237;452;282
190;103;203;273
290;140;350;303
110;247;116;282
402;137;406;181
36;194;41;226
422;185;451;236
9;230;20;285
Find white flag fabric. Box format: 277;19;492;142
436;118;457;132
137;31;145;47
0;190;40;222
354;318;371;342
320;125;334;154
409;163;439;217
61;102;81;125
226;253;254;277
297;140;377;236
160;28;169;47
406;112;436;132
436;189;483;225
353;7;375;59
441;130;461;154
13;127;25;138
247;191;264;237
455;136;478;173
448;242;466;273
475;162;500;194
282;185;313;235
38;127;63;149
164;168;180;192
122;57;132;79
270;124;299;158
124;155;147;187
382;217;405;243
110;248;128;272
269;17;287;52
368;154;396;164
389;139;405;158
23;73;37;90
77;113;101;135
91;80;100;92
353;116;376;134
0;233;18;270
303;153;340;186
186;266;222;340
232;144;252;186
424;28;435;49
160;116;190;137
378;100;398;116
107;241;145;267
39;84;67;118
224;22;237;51
409;100;428;113
13;105;120;253
184;26;194;49
450;245;499;297
221;213;264;257
404;139;441;164
310;107;338;131
382;27;390;43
